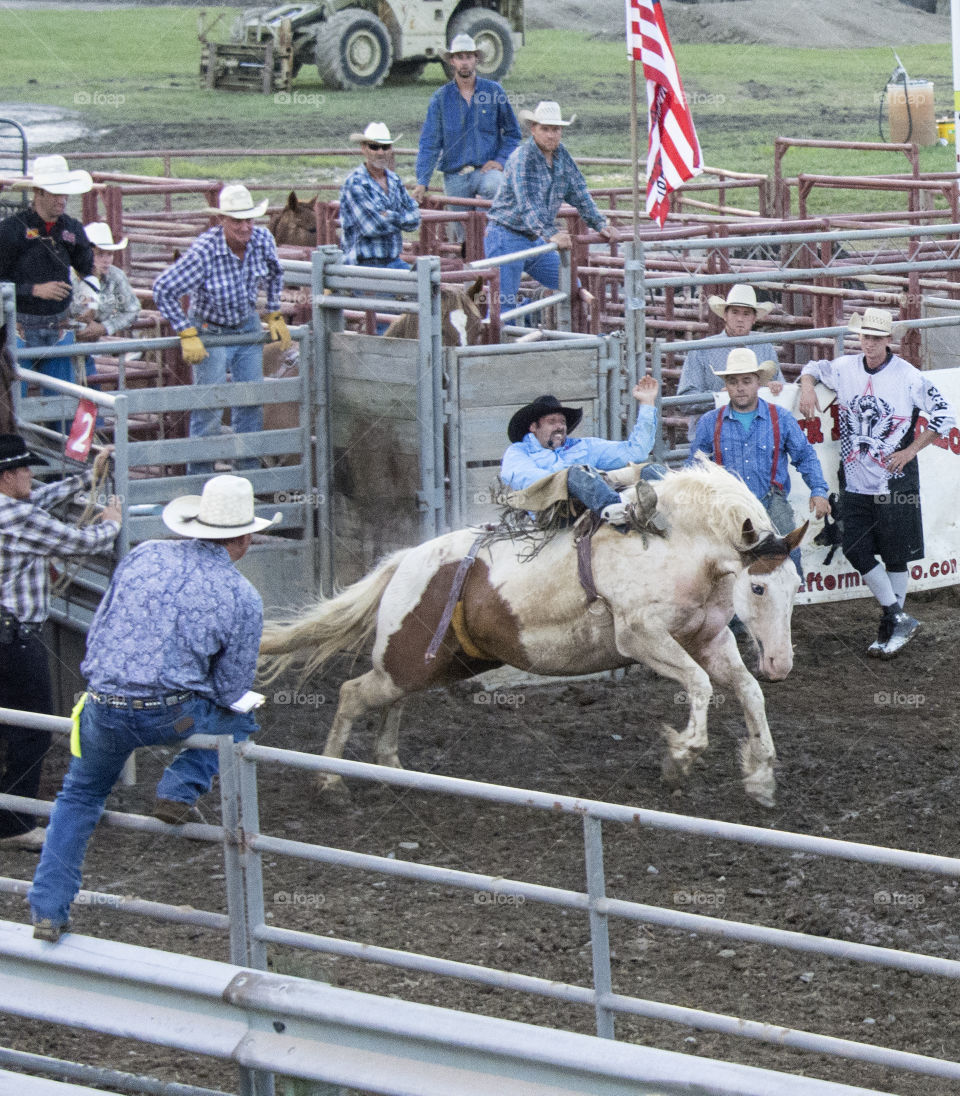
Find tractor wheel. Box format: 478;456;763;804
446;8;514;82
315;8;393;90
386;58;427;84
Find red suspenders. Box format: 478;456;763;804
712;402;783;490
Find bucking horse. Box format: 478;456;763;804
260;459;805;808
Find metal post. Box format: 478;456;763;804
415;257;438;540
558;250;572;332
650;340;665;462
447;345;463;528
311;248;337;597
583;816;615;1040
425;257;446;534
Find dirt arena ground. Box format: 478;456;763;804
3;587;960;1094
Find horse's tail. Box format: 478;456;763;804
259;549;409;683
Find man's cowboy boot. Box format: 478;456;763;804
628;480;668;535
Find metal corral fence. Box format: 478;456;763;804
2;708;960;1095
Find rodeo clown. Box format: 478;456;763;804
798;307;957;658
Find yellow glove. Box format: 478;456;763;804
179;326;208;365
265;310;292;352
70;692;86;758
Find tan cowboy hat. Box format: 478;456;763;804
162;475;281;539
349;121;402;145
19;154;93;195
442;33;489;61
707;284;775;320
849;307;903;338
712;347;777;385
84;222;127;250
519;101;576;127
204;184;269;219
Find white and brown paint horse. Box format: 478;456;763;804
260;460;805;808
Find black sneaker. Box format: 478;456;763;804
867;611;895;658
880;611;920;659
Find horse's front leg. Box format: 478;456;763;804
695;629;777;808
614;620;714;790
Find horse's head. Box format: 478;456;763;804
270;191;319;247
732;520;806;680
440;277;486;347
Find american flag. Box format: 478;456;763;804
626;0;702;227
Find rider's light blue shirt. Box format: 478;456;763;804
500;405;657;490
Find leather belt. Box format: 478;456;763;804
88;689;194;710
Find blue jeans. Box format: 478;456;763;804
29;694;257;925
443;168;504;242
355;257;411;332
189;313;264;474
762;486;802;576
484;222;560;314
567;463;668;515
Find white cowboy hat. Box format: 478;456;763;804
519;101;576;127
707;284;775;320
84;221;127;251
712;347;778;385
20;154;93;195
849;307;903;338
442;33;488;61
162;475;281;539
204;184;269;219
349;122;401;145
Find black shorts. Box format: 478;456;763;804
840;466;923;573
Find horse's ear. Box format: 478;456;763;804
741;518;759;546
784;521;809;552
286;191;298;209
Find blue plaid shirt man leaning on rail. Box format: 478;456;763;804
483;101;615;315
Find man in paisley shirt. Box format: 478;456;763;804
29;475;279;942
798;308;957;658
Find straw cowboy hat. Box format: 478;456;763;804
0;434;48;472
849;307;903;338
519;101;576;127
162;475;281;539
712;347;778;385
204;184;269;219
508;394;583;444
708;284;775;320
18;154;92;195
442;33;489;61
84;222;127;251
349;122;401;145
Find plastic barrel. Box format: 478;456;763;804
886;79;937;146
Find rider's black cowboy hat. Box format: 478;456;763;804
508;395;583;444
0;434;48;472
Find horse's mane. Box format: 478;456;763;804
654;457;776;550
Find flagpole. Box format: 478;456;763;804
631;58;641;247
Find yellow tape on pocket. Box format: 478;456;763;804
70;692;86;758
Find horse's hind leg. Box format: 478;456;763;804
319;668;404;804
374;699;406;769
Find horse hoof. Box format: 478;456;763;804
316;780;352;810
661;754;690;789
744;783;777;809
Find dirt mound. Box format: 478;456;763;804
526;0;949;48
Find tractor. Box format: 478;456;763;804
206;0;524;92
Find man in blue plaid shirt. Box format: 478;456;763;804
484;101;615;316
339;123;421;268
153;185;289;475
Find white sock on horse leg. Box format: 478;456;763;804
863;563;896;609
888;569;909;608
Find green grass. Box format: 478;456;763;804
0;9;953;214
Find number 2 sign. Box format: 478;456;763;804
65;399;99;461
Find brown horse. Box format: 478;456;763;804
260;460;805;810
269;191;320;248
384;277;486;347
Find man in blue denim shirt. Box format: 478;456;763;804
29;475;280;942
412;34;520;242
